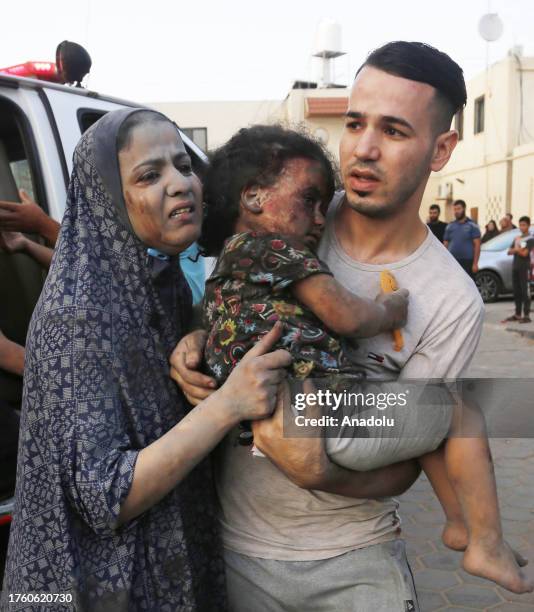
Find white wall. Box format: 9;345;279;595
150;99;284;150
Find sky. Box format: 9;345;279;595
2;0;534;103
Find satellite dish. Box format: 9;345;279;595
56;41;92;87
478;13;503;42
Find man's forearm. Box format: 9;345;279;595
40;216;60;246
311;458;422;498
473;238;481;266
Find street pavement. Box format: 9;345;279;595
400;299;534;611
2;300;532;607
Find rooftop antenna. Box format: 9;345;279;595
312;19;346;88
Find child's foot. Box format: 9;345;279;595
442;519;469;551
463;538;534;593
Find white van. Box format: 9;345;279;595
0;73;207;528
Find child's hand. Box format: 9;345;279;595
376;288;409;332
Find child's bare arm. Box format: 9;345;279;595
292;273;408;338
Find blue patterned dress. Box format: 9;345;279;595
1;110;227;611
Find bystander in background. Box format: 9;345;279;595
500;214;515;233
427;203;448;243
481;219;500;243
502;215;533;324
443;199;481;278
506;213;517;229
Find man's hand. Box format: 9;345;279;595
472;238;481;275
169;329;216;405
0;189;47;234
0;189;60;245
252;380;330;488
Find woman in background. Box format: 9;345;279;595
481;219;499;243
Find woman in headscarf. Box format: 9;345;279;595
481;219;500;243
2;108;290;611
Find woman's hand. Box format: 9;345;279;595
169;329;217;405
217;322;292;425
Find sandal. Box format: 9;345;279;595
501;315;521;323
519;317;532;324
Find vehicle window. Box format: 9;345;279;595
182;127;207;152
0;96;47;407
77;109;107;134
9;159;34;198
481;230;520;252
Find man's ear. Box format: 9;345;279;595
240;184;263;214
430;130;459;173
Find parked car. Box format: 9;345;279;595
0;67;207;579
475;227;534;302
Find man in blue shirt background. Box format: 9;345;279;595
443;199;481;279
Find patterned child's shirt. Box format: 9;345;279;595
203;231;356;382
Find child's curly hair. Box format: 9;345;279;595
199;124;338;256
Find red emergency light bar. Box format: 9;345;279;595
0;61;60;82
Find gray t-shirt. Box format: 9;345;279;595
215;192;484;561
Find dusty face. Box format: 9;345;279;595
453;204;466;220
250;158;330;248
119;120;202;255
429;208;440;223
339;66;440;219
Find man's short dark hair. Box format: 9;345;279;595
429;204;441;214
506;213;513;220
519;215;531;225
356;41;467;133
453;199;466;209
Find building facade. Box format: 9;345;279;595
422;51;534;227
150;86;349;163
